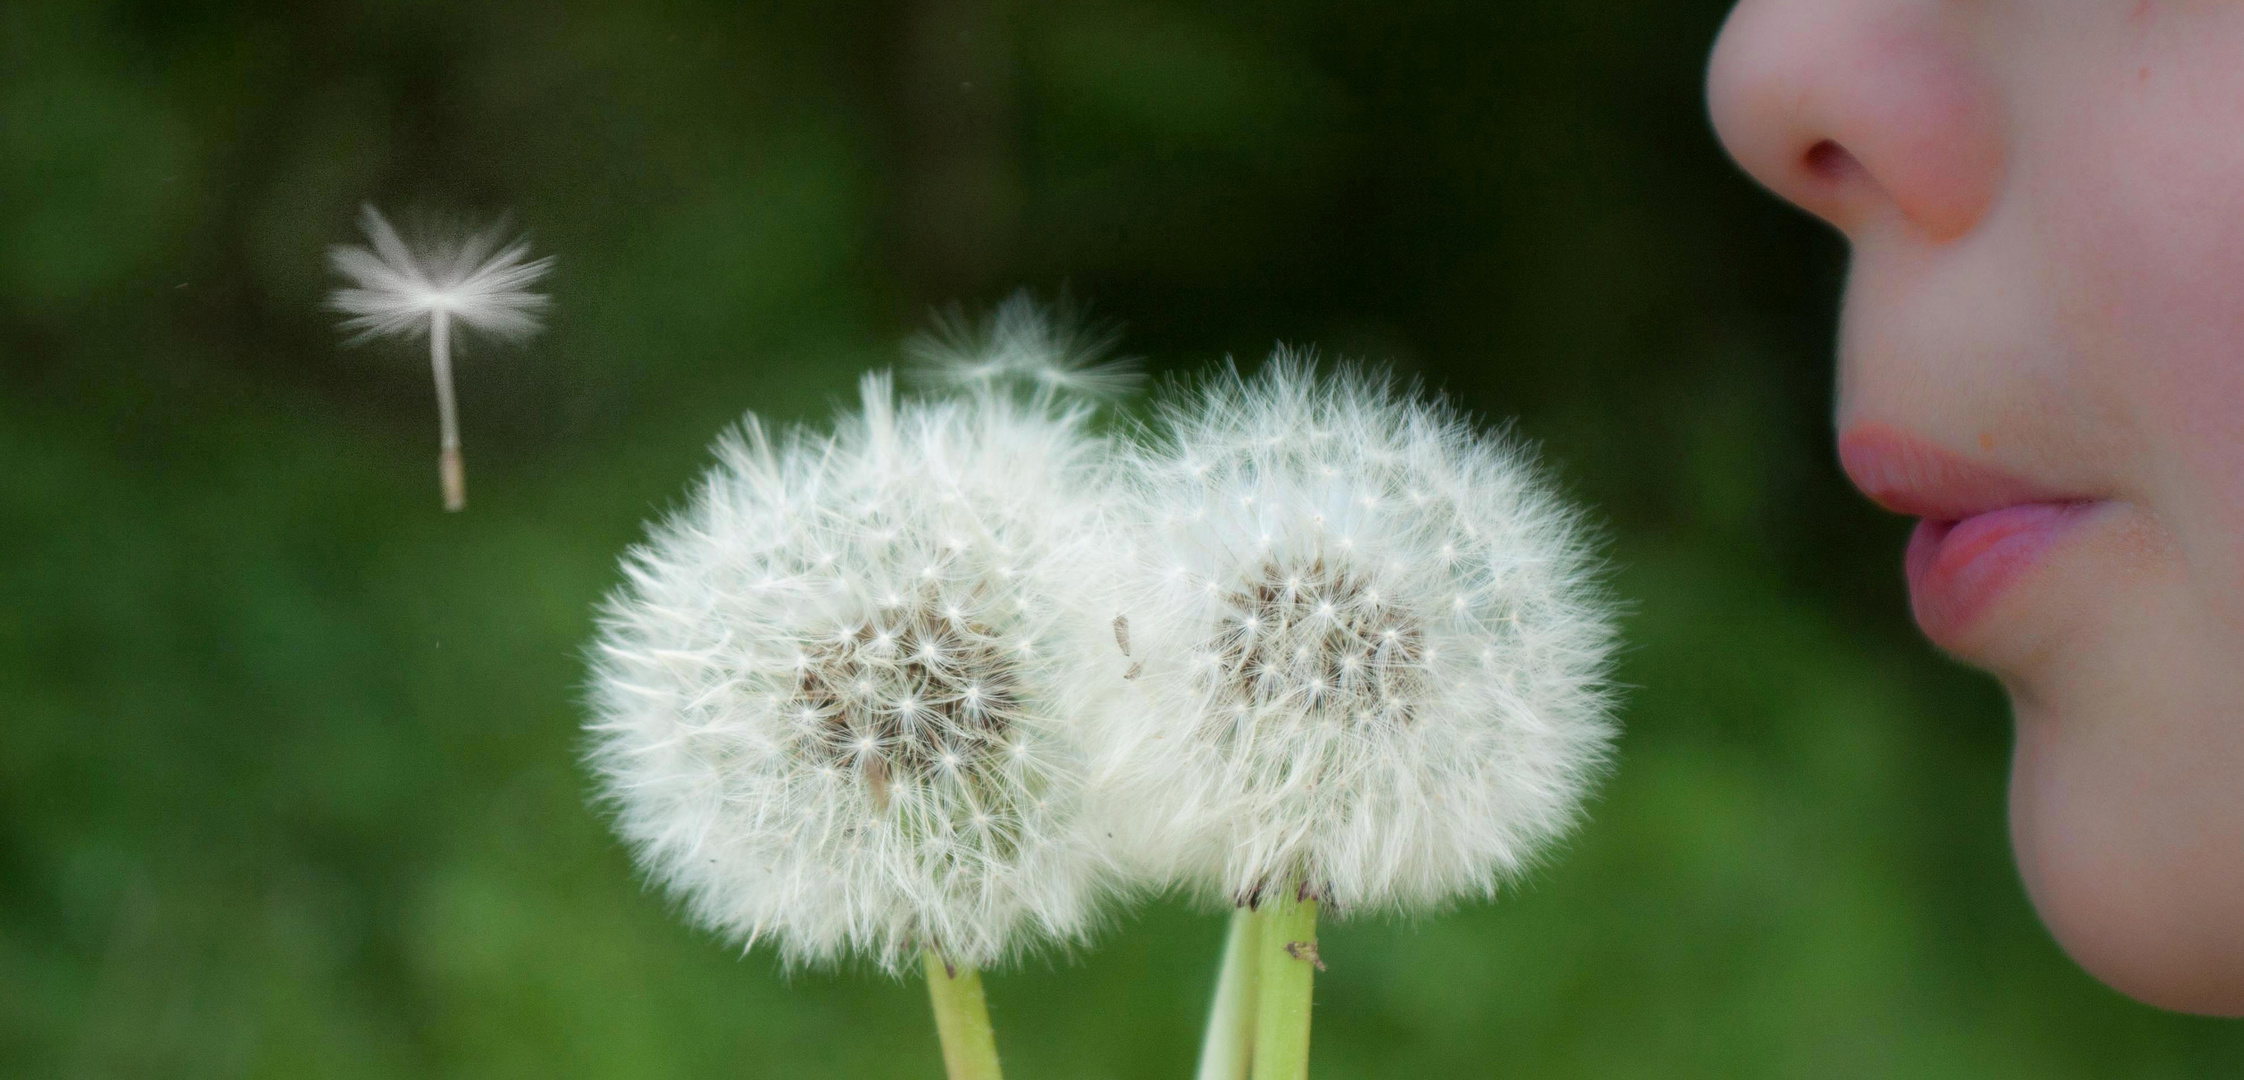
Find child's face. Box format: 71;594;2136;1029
1708;0;2244;1013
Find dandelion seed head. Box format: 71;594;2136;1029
1096;357;1618;913
585;371;1123;973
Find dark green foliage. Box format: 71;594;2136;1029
3;0;2237;1075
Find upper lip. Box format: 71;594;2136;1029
1837;422;2082;520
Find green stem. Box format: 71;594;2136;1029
1251;890;1320;1080
1195;906;1262;1080
922;950;1004;1080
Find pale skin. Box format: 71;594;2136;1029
1708;0;2244;1014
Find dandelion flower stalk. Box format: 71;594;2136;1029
924;950;1004;1080
1193;906;1262;1080
1251;890;1319;1080
326;204;553;511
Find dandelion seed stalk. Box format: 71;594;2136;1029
429;307;466;510
1194;906;1262;1080
923;951;1005;1080
1251;890;1319;1080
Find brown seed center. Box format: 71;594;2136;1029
789;595;1026;811
1201;557;1425;733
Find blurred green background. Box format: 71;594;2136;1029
5;0;2239;1076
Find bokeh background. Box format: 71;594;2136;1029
6;0;2241;1075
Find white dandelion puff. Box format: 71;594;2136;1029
584;370;1123;976
907;290;1143;405
1097;356;1620;914
326;204;554;511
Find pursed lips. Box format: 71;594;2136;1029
1837;422;2100;644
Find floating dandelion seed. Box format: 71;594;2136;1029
585;371;1124;978
907;290;1143;405
326;204;553;511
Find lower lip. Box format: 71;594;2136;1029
1904;502;2096;643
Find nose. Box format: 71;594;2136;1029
1706;0;2004;242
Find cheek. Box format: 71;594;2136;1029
2099;213;2244;581
2056;33;2244;592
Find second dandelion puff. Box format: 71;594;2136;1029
327;204;553;511
1101;360;1619;1080
1103;360;1617;911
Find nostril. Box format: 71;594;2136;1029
1803;139;1864;183
1708;4;2001;242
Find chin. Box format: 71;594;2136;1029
1999;578;2244;1016
2010;741;2244;1015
